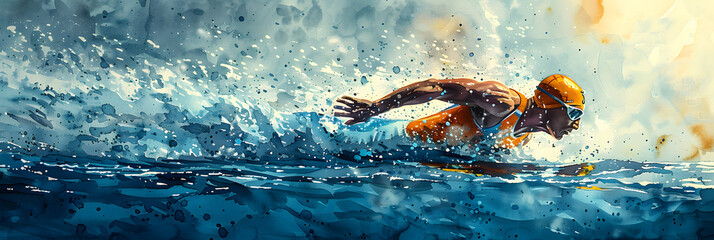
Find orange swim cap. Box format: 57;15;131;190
533;74;585;110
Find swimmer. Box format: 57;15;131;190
333;74;585;148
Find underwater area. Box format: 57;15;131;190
1;0;713;239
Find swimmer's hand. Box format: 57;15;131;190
333;96;380;125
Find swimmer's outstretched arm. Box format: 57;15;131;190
334;78;519;125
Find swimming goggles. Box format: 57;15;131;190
536;86;584;121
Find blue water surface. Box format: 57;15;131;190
2;148;714;239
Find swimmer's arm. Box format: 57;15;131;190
424;78;519;117
370;78;518;116
369;79;444;114
333;80;441;124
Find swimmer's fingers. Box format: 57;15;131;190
336;99;354;106
333;111;353;117
340;96;369;108
341;96;372;107
340;96;359;103
333;105;351;111
335;109;371;125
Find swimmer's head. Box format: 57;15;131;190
533;74;585;111
532;74;585;140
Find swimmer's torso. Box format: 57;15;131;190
406;89;530;148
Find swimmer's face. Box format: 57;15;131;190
546;107;580;140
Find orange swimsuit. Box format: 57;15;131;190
405;89;530;148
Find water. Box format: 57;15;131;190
1;0;713;239
2;151;714;239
